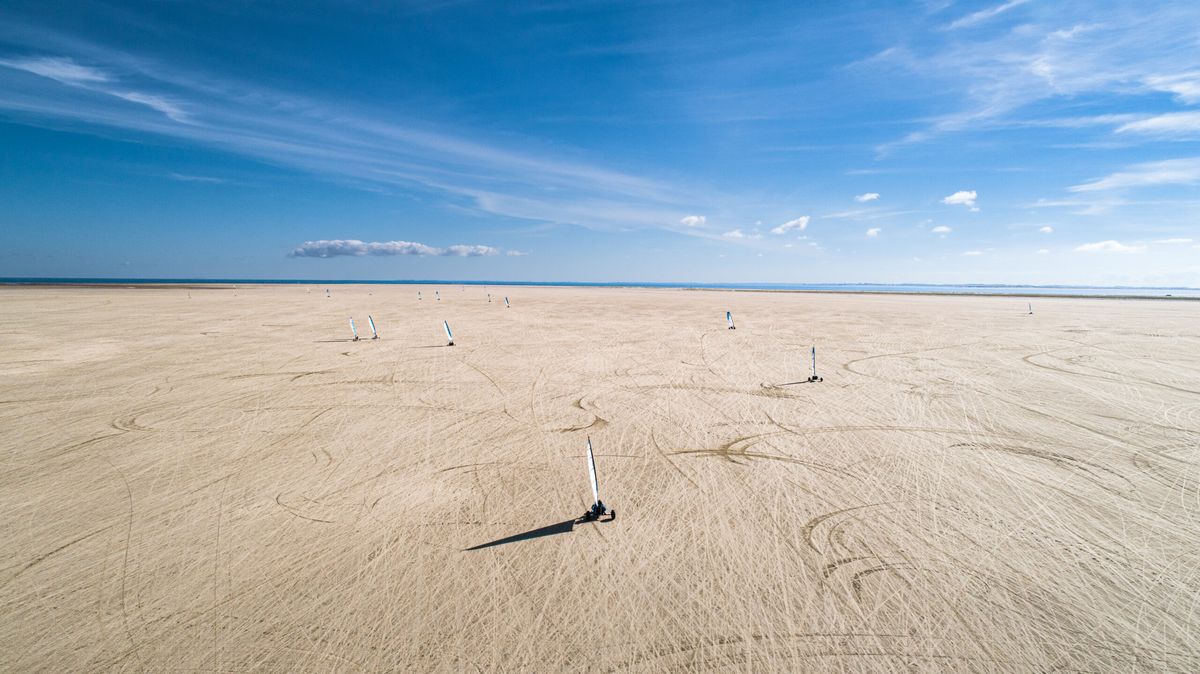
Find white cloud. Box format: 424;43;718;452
112;91;190;122
947;0;1032;30
1070;158;1200;192
866;227;881;237
1036;248;1050;255
1146;72;1200;104
1028;197;1125;216
506;249;530;256
715;226;763;239
931;225;952;234
941;190;979;210
0;55;190;122
0;53;706;236
1074;240;1146;253
0;56;110;85
854;192;880;202
1038;225;1054;233
770;216;809;235
1116;112;1200;137
444;244;500;257
873;7;1200;157
963;250;983;256
679;214;706;227
168;172;224;183
822;208;886;220
289;239;499;258
1154;238;1193;244
290;240;434;257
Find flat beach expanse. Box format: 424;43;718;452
2;284;1198;671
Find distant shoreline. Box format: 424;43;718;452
2;278;1197;300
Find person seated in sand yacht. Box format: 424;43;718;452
582;500;609;521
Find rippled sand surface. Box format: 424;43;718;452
2;284;1197;671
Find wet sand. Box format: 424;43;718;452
1;284;1198;671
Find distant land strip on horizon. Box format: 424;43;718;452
2;278;1199;300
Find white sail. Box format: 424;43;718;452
368;315;378;338
726;311;734;328
443;320;454;344
504;297;510;307
587;438;600;507
349;318;358;339
811;346;817;378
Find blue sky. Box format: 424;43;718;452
1;0;1198;285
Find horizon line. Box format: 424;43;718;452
2;277;1198;292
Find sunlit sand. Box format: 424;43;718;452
1;284;1197;671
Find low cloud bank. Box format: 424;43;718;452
289;239;500;258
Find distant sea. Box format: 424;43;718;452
3;278;1198;298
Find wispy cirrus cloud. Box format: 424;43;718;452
854;192;880;202
0;55;109;84
1028;196;1126;215
0;55;191;122
874;3;1200;154
1116;112;1200;137
168;172;225;183
0;49;708;234
112;91;189;122
945;0;1032;30
1069;158;1200;192
1146;72;1200;104
288;239;499;258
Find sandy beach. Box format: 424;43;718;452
1;284;1197;671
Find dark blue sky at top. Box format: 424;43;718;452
1;1;1198;283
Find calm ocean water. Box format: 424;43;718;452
3;278;1198;298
